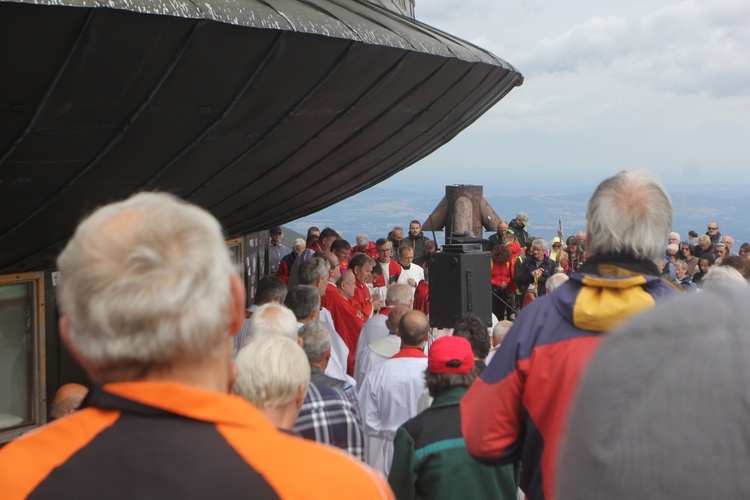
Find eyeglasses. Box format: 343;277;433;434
708;226;718;230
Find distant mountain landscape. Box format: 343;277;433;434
287;184;750;247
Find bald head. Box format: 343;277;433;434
50;383;88;420
398;310;430;346
386;305;410;332
492;321;513;347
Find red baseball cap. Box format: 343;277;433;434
428;336;474;374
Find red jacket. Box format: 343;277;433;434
350;241;378;260
491;260;515;293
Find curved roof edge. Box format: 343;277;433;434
5;0;519;70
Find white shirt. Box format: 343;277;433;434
359;351;427;476
397;265;425;296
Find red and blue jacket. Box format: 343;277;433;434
460;259;678;500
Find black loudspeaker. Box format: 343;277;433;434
428;252;492;328
446;237;492;252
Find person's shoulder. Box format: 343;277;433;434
0;409;119;497
246;428;392;498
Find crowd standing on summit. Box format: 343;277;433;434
2;170;750;499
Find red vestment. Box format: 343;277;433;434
351;280;373;320
372;259;402;288
320;283;364;375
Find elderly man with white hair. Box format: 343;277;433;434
234;335;310;430
516;239;557;297
0;192;390;498
462;170;678;500
668;232;681;246
350;233;378;259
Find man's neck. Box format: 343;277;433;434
136;349;234;394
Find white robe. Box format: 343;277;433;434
318;308;356;388
358;351;427;476
354;313;389;382
355;335;400;387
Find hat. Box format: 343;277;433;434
516;212;529;224
270;226;282;235
428;336;474;374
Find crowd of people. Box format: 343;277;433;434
2;169;750;499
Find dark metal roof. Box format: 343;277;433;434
0;0;523;273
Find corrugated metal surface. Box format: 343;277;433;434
0;0;522;272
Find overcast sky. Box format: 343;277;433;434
377;0;750;192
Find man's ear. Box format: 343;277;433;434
295;384;307;410
59;316;97;381
229;274;247;337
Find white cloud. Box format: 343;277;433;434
510;0;750;97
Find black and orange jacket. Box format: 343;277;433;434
0;382;392;499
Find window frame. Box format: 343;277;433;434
0;271;46;444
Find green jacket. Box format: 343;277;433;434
388;386;518;500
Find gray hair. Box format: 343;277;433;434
233;336;310;410
255;275;288;305
356;234;369;246
546;273;569;294
299;257;329;286
298;320;331;364
284;286;321;321
247;303;298;342
292;238;306;252
673;260;688;272
587;169;672;264
386;283;413;306
532;238;548;253
56;192;235;380
703;266;747;290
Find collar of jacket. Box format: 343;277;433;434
580;253;661;277
429;386;468;409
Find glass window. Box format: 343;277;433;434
0;272;45;443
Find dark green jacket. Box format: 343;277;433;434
388;386;518;500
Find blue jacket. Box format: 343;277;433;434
461;257;677;500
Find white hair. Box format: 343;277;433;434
702;266;747;290
667;244;679;253
298;320;331;364
56;192;234;379
247;303;298;342
492;321;513;344
669;232;681;241
292;238;306;251
532;239;548;253
386;283;413;306
546;273;569;294
233;336;310;410
587;169;672;264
